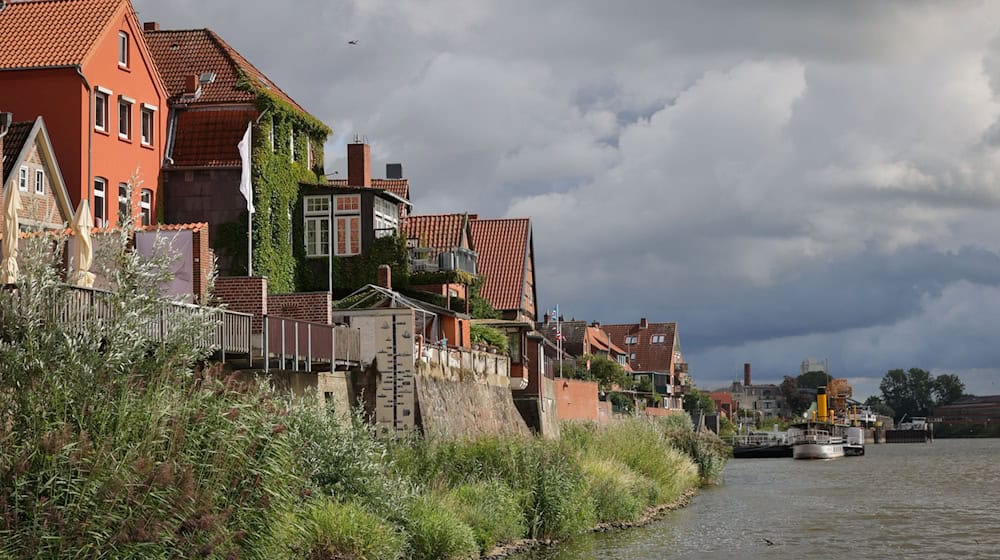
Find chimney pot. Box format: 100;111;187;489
347;142;371;187
143;21;159;31
744;363;752;387
386;163;403;179
377;264;392;291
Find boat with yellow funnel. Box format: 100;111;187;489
787;386;847;460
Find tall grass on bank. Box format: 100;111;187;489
0;234;303;558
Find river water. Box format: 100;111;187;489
512;438;1000;560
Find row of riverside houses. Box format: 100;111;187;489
0;0;695;439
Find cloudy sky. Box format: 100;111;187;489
133;0;1000;399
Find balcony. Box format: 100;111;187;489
408;248;477;276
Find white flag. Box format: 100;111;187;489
238;122;254;213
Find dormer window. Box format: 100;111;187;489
651;334;665;344
625;335;637;345
118;32;129;67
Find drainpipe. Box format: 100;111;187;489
75;66;93;206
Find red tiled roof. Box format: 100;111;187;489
138;222;208;233
0;0;123;70
169;108;257;167
604;322;678;373
469;218;530;312
329;178;409;201
144;28;309;115
402;214;469;254
2;121;33;182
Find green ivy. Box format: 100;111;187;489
213;72;328;292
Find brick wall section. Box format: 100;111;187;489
553;378;601;422
213;276;267;331
267;292;332;324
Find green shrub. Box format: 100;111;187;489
446;481;525;553
663;429;730;485
289;401;407;515
469;324;509;352
405;495;478;560
296;499;405;560
579;458;646;523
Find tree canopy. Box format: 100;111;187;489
683;388;716;415
877;368;964;420
573;354;632;391
780;375;812;416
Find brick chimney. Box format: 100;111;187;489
377;264;391;291
744;363;752;387
184;74;199;95
639;317;648;329
543;312;550;324
143;21;159;31
347;140;371;187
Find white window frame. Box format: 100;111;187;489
118;182;130;226
18;167;28;192
118;31;129;67
625;335;637;345
289;127;295;162
374;196;398;238
118;96;133;140
306;138;313;168
95;87;112;132
304;195;330;257
34;169;44;195
94;178;107;227
651;334;665;344
333;194;362;257
140;189;152;226
140;104;156;146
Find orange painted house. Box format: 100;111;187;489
0;0;168;228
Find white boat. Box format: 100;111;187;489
788;422;845;460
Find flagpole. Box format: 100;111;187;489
247;125;253;277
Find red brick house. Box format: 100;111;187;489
402;213;478;305
144;25;330;281
0;0;169;229
1;116;75;233
604;318;688;410
469;217;537;322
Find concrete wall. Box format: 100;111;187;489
233;370;353;418
415;360;530;440
554;378;601;422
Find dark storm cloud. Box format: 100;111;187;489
133;0;1000;393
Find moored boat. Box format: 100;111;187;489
789;387;847;460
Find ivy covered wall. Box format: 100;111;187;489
222;76;330;294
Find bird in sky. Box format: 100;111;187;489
762;538;775;546
348;40;358;45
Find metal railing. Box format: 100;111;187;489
262;315;361;372
50;285;253;360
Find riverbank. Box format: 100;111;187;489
483;488;698;560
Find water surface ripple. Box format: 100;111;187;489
513;438;1000;560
